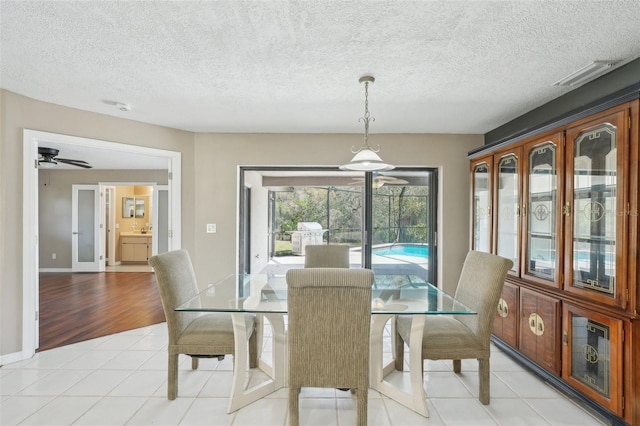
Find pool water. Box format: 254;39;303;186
374;244;429;257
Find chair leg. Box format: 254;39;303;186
191;357;199;370
289;386;300;426
478;358;490;404
249;326;258;369
356;387;368;426
394;327;405;371
168;353;178;400
453;359;461;373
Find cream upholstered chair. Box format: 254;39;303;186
303;244;350;268
286;268;374;426
395;251;513;405
149;249;258;400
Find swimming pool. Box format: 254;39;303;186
373;244;429;257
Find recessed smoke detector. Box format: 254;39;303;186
115;102;131;112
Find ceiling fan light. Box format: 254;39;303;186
38;159;56;168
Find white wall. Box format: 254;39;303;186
192;133;482;296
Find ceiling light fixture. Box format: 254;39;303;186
340;76;394;171
553;60;618;87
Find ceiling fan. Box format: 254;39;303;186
350;175;408;189
38;147;92;169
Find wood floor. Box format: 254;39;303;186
38;272;165;352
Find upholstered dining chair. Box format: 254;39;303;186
303;244;350;268
149;249;258;400
394;251;513;405
286;268;374;426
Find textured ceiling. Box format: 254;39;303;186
1;0;640;136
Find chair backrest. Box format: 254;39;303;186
454;251;513;344
148;249;200;344
304;244;350;268
286;268;374;389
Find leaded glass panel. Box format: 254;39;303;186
571;314;610;397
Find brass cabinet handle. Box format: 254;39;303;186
563;202;572;216
562;331;568;345
522;203;527;216
528;313;544;336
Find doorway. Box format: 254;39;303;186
22;129;182;359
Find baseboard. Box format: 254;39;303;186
39;268;72;272
0;350;31;366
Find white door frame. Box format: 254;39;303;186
22;129;182;358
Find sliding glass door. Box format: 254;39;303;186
239;167;437;285
370;170;437;284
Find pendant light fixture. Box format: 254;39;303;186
340;76;394;171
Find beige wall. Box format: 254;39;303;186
1;89;484;358
38;171;167;268
1;89;195;356
192;133;481;294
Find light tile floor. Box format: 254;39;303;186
1;322;609;425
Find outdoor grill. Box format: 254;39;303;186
291;222;326;255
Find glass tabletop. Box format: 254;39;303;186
176;273;476;316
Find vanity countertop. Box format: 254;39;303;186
120;232;152;237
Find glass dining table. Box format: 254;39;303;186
176;272;475;417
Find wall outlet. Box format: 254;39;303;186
206;223;217;233
52;253;56;260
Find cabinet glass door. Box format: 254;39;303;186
565;110;628;306
563;304;622;414
472;161;491;252
496;153;519;274
524;139;561;285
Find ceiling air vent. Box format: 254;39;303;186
553;60;618;87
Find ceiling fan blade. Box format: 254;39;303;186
56;158;93;169
386;178;408;185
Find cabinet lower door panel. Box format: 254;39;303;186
562;303;623;415
519;288;561;375
493;282;518;347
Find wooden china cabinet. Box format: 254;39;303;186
469;94;639;425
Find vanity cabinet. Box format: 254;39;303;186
121;235;151;262
472;96;639;424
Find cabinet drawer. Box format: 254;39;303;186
121;236;150;244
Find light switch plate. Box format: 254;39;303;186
206;223;217;233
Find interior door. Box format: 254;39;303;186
72;184;103;272
152;185;170;255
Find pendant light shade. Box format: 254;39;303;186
340;76;394;172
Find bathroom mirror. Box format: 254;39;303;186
122;197;134;218
122;197;146;218
135;198;145;218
